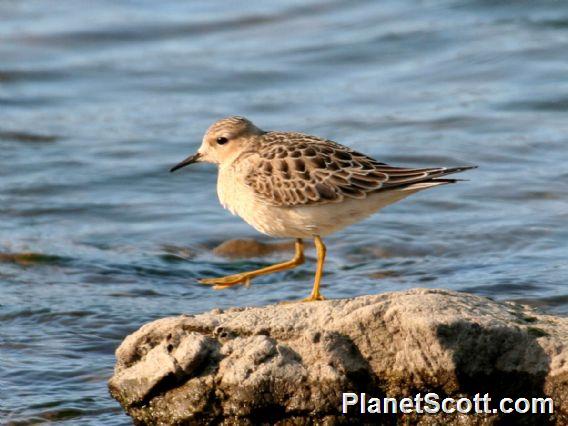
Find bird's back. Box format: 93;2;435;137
237;131;474;208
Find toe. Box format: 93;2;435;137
199;277;223;285
302;294;326;302
198;273;250;287
212;284;235;290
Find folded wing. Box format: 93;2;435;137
244;132;474;207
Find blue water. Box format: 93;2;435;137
1;0;567;423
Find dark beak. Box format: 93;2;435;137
170;152;201;172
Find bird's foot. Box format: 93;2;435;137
301;293;325;302
199;273;252;290
279;293;326;304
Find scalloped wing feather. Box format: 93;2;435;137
242;132;464;207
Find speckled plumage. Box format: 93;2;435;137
175;116;475;237
241;131;469;207
171;116;475;299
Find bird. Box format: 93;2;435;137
170;116;475;301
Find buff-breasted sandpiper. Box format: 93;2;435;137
171;116;475;301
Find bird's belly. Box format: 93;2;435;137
216;174;308;238
248;188;426;238
217;168;430;238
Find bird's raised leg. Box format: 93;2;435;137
199;239;305;289
303;236;326;302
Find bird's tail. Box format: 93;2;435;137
387;165;477;192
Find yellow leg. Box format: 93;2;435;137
200;239;305;289
303;236;326;302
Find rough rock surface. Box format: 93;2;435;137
109;289;567;425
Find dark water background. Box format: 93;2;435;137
1;0;567;423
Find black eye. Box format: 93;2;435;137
216;137;229;145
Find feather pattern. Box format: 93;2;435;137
242;132;474;207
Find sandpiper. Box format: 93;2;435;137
171;116;475;301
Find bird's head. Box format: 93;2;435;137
170;116;264;172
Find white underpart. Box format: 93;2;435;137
217;162;448;238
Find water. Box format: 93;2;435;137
1;0;567;423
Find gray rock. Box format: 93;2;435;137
108;289;567;425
